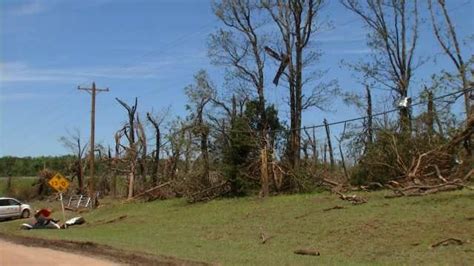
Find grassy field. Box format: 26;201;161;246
0;176;38;199
0;189;473;265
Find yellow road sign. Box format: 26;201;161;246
48;173;70;192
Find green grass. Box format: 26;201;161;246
1;190;473;265
0;176;38;198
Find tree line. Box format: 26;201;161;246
3;0;472;202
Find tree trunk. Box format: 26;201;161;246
260;145;269;197
427;90;435;136
128;158;136;199
201;127;210;181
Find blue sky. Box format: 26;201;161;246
1;0;473;157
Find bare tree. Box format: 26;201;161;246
262;0;335;168
185;70;215;182
59;129;88;194
210;0;267;132
164;120;187;181
428;0;472;119
341;0;419;133
146;109;168;186
136;115;147;190
429;0;472;155
116;97;138;199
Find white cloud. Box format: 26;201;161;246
8;1;45;16
0;92;43;102
0;54;207;83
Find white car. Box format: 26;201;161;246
0;197;31;220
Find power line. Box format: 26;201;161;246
157;87;472;138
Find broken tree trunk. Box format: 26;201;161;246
260;144;270;197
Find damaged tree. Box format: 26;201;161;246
185;70;214;183
59;129;88;194
116;97;139;199
263;0;336;169
147;110;167;186
210;0;271;196
341;0;419;133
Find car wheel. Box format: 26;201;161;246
21;209;30;218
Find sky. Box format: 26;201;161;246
0;0;473;157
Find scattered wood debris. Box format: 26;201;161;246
260;233;274;244
431;238;464;248
294;249;320;256
128;182;172;201
322;205;345;212
335;191;367;205
104;215;127;224
294;212;311;219
360;182;384;191
259;226;274;244
91;215;128;226
321;178;368;205
386;179;468;198
186;181;231;203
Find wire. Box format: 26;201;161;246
277;87;472;133
152;87;472;143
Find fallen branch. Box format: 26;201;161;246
360;182;384;191
260;233;274;244
432;165;448;183
91;215;128;226
387;179;466;197
187;181;231;203
128;182;171;201
294;212;312;219
323;205;345;212
399;179;463;192
335;191;367;205
462;169;474;181
104;215;127;224
294;249;320;256
431;238;464;248
322;178;339;187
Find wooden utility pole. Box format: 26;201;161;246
323;119;335;169
78;82;109;205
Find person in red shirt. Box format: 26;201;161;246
33;208;60;229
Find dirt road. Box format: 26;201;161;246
0;240;118;266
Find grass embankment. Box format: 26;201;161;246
0;190;473;265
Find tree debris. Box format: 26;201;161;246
431;238;464;248
323;205;345;212
294;249;320;256
127;182;171;201
186;181;231;203
384;116;474;197
335;191;367;205
260;232;273;244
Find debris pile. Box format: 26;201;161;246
386;116;474;197
186;181;231;203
